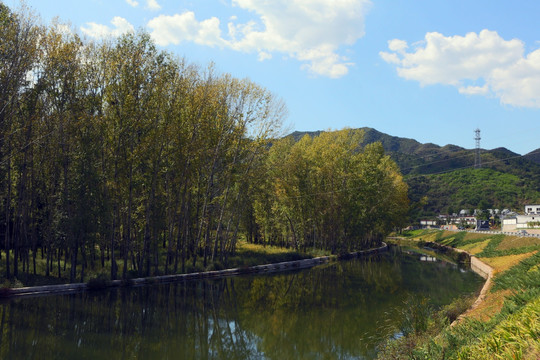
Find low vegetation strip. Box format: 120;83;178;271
379;230;540;360
0;243;388;299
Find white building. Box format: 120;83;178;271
525;205;540;215
455;216;476;226
502;217;517;230
420;220;437;228
501;205;540;233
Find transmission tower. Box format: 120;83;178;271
474;128;481;169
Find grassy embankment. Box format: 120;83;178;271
0;242;325;289
379;230;540;360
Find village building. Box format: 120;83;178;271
525;205;540;215
420;220;437;228
501;205;540;234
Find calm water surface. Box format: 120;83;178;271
0;247;484;359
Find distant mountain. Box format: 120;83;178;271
289;128;540;218
291;127;450;155
292;127;448;156
524;148;540;165
290;127;535;176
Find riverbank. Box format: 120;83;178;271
379;230;540;359
0;242;388;299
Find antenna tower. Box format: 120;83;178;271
474;128;481;169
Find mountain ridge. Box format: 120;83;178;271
524;148;540;165
289;127;526;175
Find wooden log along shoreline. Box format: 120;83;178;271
0;242;389;299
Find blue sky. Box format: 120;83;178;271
5;0;540;155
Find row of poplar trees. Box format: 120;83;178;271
0;4;408;283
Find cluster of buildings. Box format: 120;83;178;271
501;205;540;234
419;205;540;234
420;209;505;230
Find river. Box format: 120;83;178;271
0;246;484;359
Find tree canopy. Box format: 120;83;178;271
0;5;408;283
253;130;409;252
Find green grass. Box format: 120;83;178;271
457;296;540;359
400;229;439;238
420;231;540;258
405;289;540;360
493;251;540;292
227;241;319;268
377;295;479;360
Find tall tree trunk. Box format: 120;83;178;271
4;140;11;279
110;159;119;280
70;237;78;283
57;248;61;278
123;160;133;279
80;240;86;283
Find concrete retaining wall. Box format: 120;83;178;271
448;249;494;326
470;256;493;280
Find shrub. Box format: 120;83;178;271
441;295;475;323
126;270;140;279
87;274;110;290
0;287;13;297
205;261;224;271
238;265;254;274
152;269;164;277
0;278;24;294
456;251;470;265
185;263;204;274
337;252;353;260
399;296;433;336
121;278;134;287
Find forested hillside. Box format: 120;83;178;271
407;168;540;217
0;5;408;284
291;128;540;219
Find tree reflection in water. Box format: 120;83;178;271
0;247;483;359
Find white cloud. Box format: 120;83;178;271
490;49;540;107
148;12;227;47
388;39;408;53
126;0;139;7
81;16;135;39
232;0;371;78
258;51;272;61
146;0;161;11
147;0;371;78
380;29;540;108
379;51;399;65
459;85;489;96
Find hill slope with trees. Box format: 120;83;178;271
290;128;540;219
